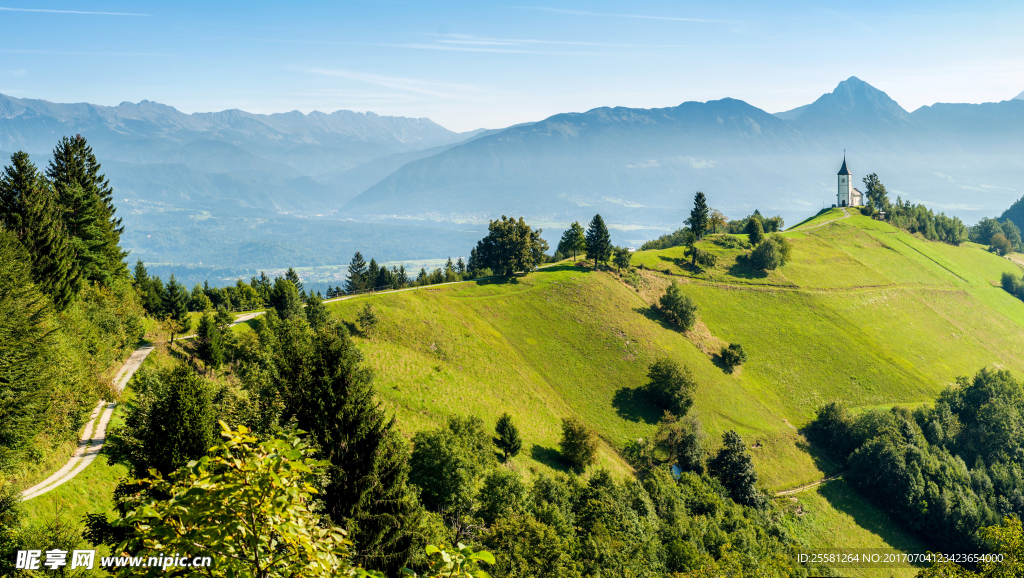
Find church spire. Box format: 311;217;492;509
837;155;851;176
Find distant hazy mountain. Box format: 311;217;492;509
1015;91;1024;100
3;79;1022;276
345;77;1024;229
0;94;480;212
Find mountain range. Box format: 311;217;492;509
0;77;1021;278
346;78;1024;228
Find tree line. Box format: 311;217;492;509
807;368;1024;553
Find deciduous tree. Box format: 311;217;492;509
560;417;598;469
473;215;550;276
708;430;764;509
558;221;587;260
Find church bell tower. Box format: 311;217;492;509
837;156;852;207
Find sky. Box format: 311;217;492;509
0;1;1022;132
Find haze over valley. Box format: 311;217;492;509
2;77;1022;282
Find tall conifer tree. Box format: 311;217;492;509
0;152;80;310
47;135;127;284
346;252;368;294
585;214;612;269
273;320;419;573
687;191;710;239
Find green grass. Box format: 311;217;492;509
786;479;930;578
321;212;1024;558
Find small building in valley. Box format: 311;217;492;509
836;156;863;207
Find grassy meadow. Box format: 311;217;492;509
321;209;1024;568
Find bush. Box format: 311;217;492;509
654;412;707;474
559;417;598;469
768;233;792;264
357;302;379;335
645;358;697;415
658;283;697;331
991;233;1013;256
477;469;528;525
860;204;875;216
719;343;747;372
749;239;780;270
694;249;718;268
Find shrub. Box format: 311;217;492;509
991;233;1013;256
654;412;707;474
694;249;718;268
768;233;792;265
749;239;780;270
357;303;379;335
477;469;528;525
860;204;875;216
645;358;697;415
658;283;697;331
719;343;747;372
559;417;598;469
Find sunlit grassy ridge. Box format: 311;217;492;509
325;210;1024;569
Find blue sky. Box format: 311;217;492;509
0;1;1021;131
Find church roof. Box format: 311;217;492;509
837;157;851;176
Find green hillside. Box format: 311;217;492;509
323;209;1024;575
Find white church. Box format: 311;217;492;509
836;156;863;207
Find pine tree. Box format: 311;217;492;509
47;135;126;285
346;252;368;294
275;321;419;573
558;221;586;260
305;292;329;330
367;259;380;291
494;413;522;460
269;278;305;321
285;267;304;296
687;191;710;239
164;274;191;343
585;214;612;269
0;152;80;310
456;257;466;274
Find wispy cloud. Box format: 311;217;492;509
428;33;690;49
307;69;486;100
514;6;737;24
0;6;149;16
384;42;604;56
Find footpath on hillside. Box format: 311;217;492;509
20;275;496;499
20;344;155;500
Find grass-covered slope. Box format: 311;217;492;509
325;209;1024;575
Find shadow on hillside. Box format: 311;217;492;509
473;275;519;286
795;436;843;477
817;480;928;558
612;387;661;424
633;306;680;332
727;255;768;279
540;264;592;274
530;444;571;472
